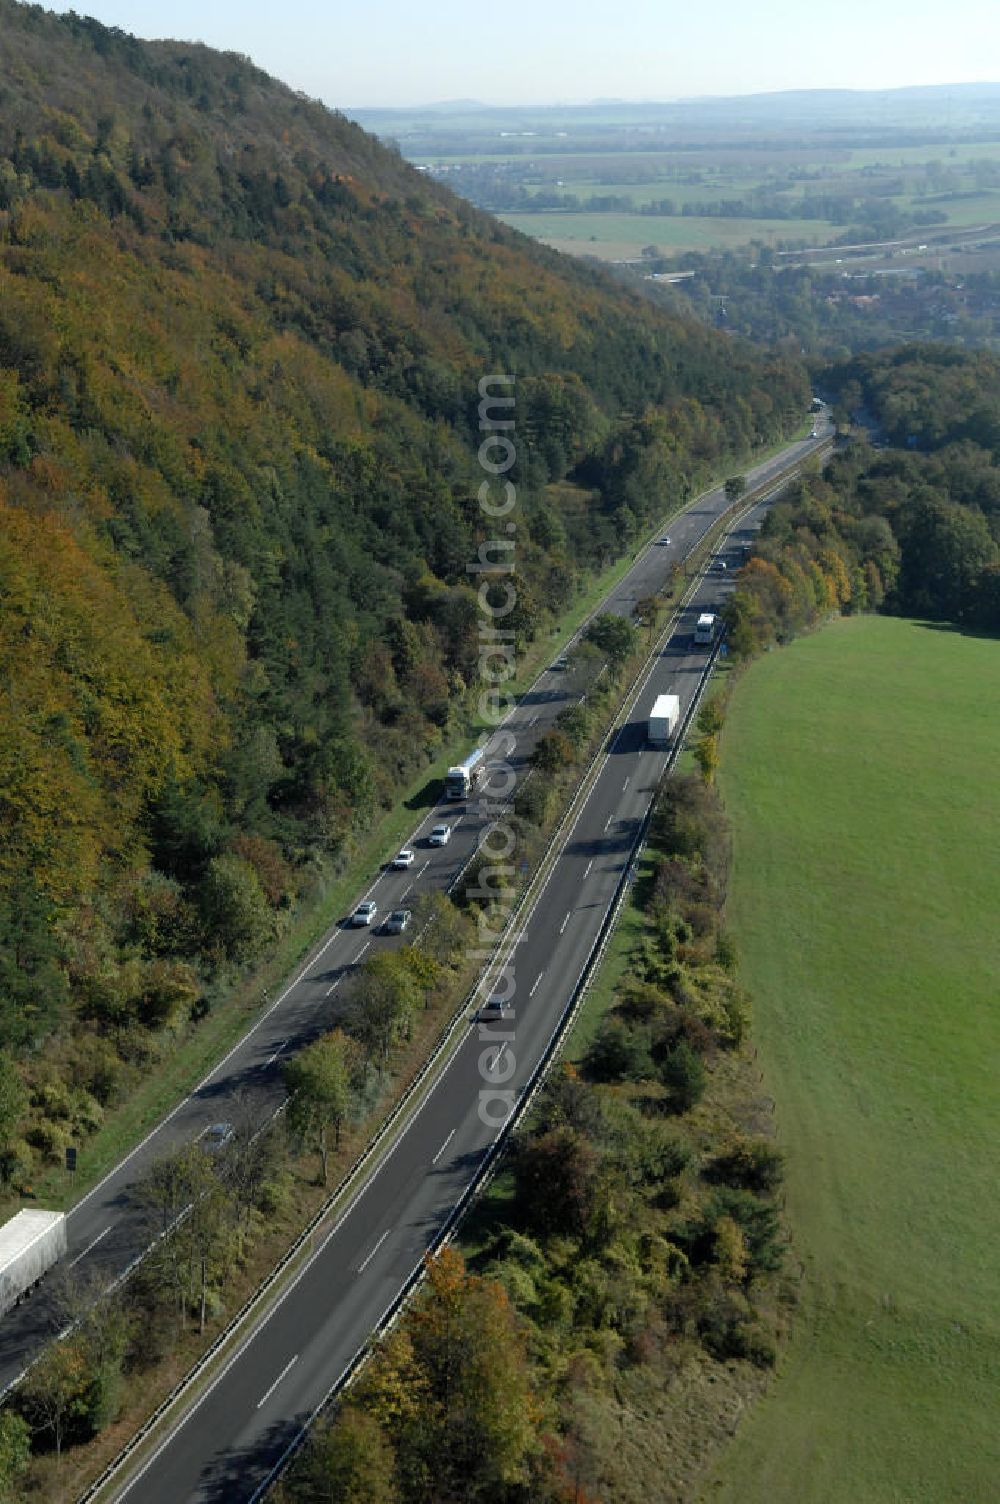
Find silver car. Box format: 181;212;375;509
384;909;411;935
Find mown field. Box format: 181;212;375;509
706;615;1000;1502
498;209;831;259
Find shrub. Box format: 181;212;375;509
658;1040;706;1114
706;1188;783;1276
512;1126;602;1240
514;775;556;828
25;1118;71;1162
71;1034;127;1107
584;1017;654;1083
705;1136;784;1193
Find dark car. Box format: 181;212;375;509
202;1122;234;1153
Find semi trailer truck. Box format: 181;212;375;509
445;746;485;801
0;1210;67;1318
647;693;681;747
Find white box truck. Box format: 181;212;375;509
0;1210;67;1318
648;693;680;747
694;612;717;646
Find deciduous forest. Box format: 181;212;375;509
723;347;1000;655
0;1;808;1180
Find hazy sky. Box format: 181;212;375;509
46;0;1000;107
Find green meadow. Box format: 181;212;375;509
706;616;1000;1503
498;210;830;259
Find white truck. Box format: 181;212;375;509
694;612;717;646
0;1209;67;1318
647;693;681;747
445;745;485;801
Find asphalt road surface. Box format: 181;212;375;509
0;422;829;1405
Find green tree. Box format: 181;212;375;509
724;474;747;501
183;1154;237;1334
532;729;575;774
139;1143;237;1333
583;613;636;668
512;1126;601;1240
284;1031;360;1185
694;731;720;783
199;853;273;960
898;494;997;620
0;1052;27;1168
410;893;470;968
0;884;67;1051
584;1017;653;1083
295;1408;399;1504
360;1248;538;1503
697;698;725;737
349;955;423;1070
0;1411;30;1502
18;1338;90;1465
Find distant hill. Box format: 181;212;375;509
352;82;1000;137
0;0;806;1135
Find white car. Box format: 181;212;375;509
391;849;415;869
429;824;452;846
350;901;378;927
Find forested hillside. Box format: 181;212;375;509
0;0;807;1176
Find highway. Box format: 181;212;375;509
0;422;829;1407
100;464;813;1502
